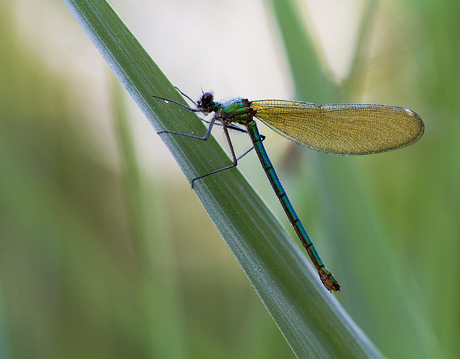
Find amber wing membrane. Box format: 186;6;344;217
250;100;424;155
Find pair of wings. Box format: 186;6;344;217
250;100;424;155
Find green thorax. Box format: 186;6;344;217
199;94;254;125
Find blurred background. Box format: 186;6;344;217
1;0;458;358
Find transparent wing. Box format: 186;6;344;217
251;100;424;155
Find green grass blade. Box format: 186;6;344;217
340;0;380;97
267;0;337;103
63;0;383;357
268;0;441;357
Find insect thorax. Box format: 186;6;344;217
219;98;254;125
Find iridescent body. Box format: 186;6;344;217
153;91;424;291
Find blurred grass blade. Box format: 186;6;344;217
109;77;189;358
268;0;441;357
63;0;383;357
266;0;337;103
340;0;380;96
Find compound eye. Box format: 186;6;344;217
201;92;214;105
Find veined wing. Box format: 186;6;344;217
251;100;424;155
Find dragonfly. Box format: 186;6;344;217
152;90;424;291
